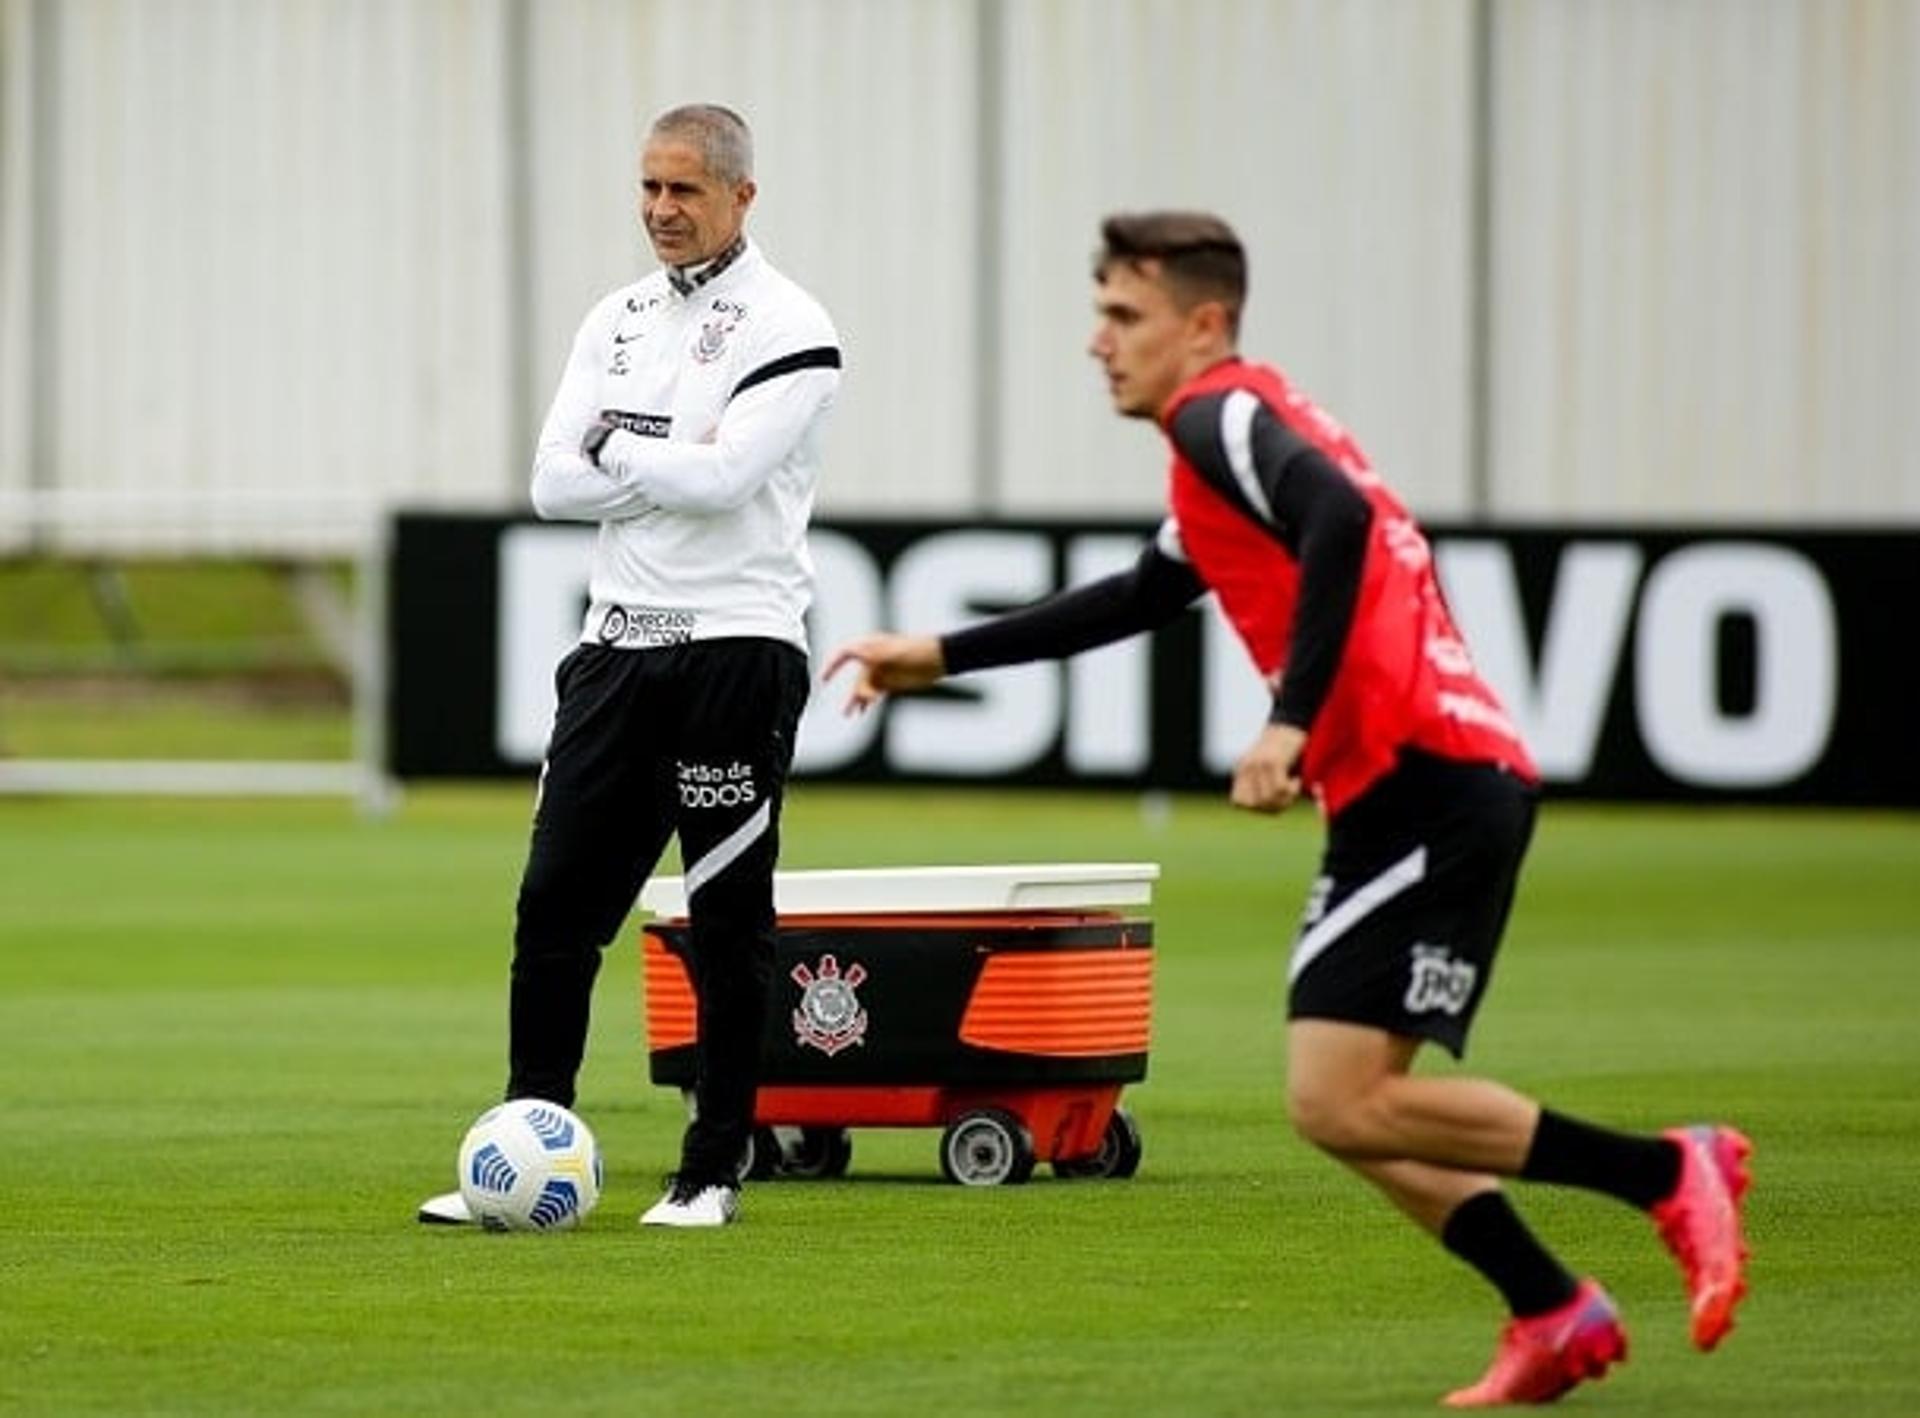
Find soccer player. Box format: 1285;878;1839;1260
825;212;1749;1405
420;103;840;1228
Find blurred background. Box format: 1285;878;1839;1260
0;0;1915;798
7;13;1920;1410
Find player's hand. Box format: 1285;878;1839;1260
822;634;946;715
581;419;617;466
1230;722;1306;814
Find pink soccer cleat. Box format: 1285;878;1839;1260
1443;1279;1628;1408
1650;1124;1753;1351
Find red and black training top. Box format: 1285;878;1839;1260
943;357;1537;817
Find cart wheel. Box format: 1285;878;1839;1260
739;1126;785;1182
781;1127;853;1179
1051;1106;1143;1180
940;1109;1036;1186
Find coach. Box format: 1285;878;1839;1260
420;103;841;1229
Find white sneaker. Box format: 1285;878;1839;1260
640;1177;740;1228
417;1190;473;1225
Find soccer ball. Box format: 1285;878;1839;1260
456;1099;602;1232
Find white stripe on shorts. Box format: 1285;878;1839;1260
683;800;772;900
1288;845;1428;986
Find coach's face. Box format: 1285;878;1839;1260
640;138;755;268
1088;262;1210;422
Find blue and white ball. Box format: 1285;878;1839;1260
456;1099;602;1232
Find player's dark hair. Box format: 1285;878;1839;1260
1096;212;1247;336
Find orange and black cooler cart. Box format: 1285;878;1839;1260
639;864;1158;1186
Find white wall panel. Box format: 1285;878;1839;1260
521;0;982;517
0;0;34;545
1488;0;1920;521
3;0;1916;554
20;0;515;553
993;0;1476;518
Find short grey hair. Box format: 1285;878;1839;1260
649;104;754;185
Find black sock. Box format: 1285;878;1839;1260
1521;1108;1683;1210
1441;1190;1580;1318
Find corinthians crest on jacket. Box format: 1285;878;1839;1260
790;954;868;1056
693;299;748;364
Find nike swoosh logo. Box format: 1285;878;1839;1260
613;330;645;344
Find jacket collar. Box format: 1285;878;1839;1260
667;235;749;298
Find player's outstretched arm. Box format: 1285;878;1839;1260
824;541;1204;715
822;634;947;715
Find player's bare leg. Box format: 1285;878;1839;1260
1285;1019;1538;1171
1292;1022;1754;1352
1343;1155;1501;1235
1285;1017;1748;1390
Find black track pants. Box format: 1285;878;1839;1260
507;637;809;1183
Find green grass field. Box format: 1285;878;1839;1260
0;557;352;762
1;787;1915;1416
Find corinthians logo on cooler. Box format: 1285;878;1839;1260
790;954;868;1056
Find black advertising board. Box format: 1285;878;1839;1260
388;512;1920;807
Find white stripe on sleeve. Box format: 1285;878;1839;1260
1155;516;1190;562
1219;389;1275;525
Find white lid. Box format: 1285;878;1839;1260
637;862;1160;920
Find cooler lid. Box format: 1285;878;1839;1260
637;862;1160;920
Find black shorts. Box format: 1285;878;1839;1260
1287;750;1537;1057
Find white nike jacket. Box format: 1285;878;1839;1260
530;240;841;653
